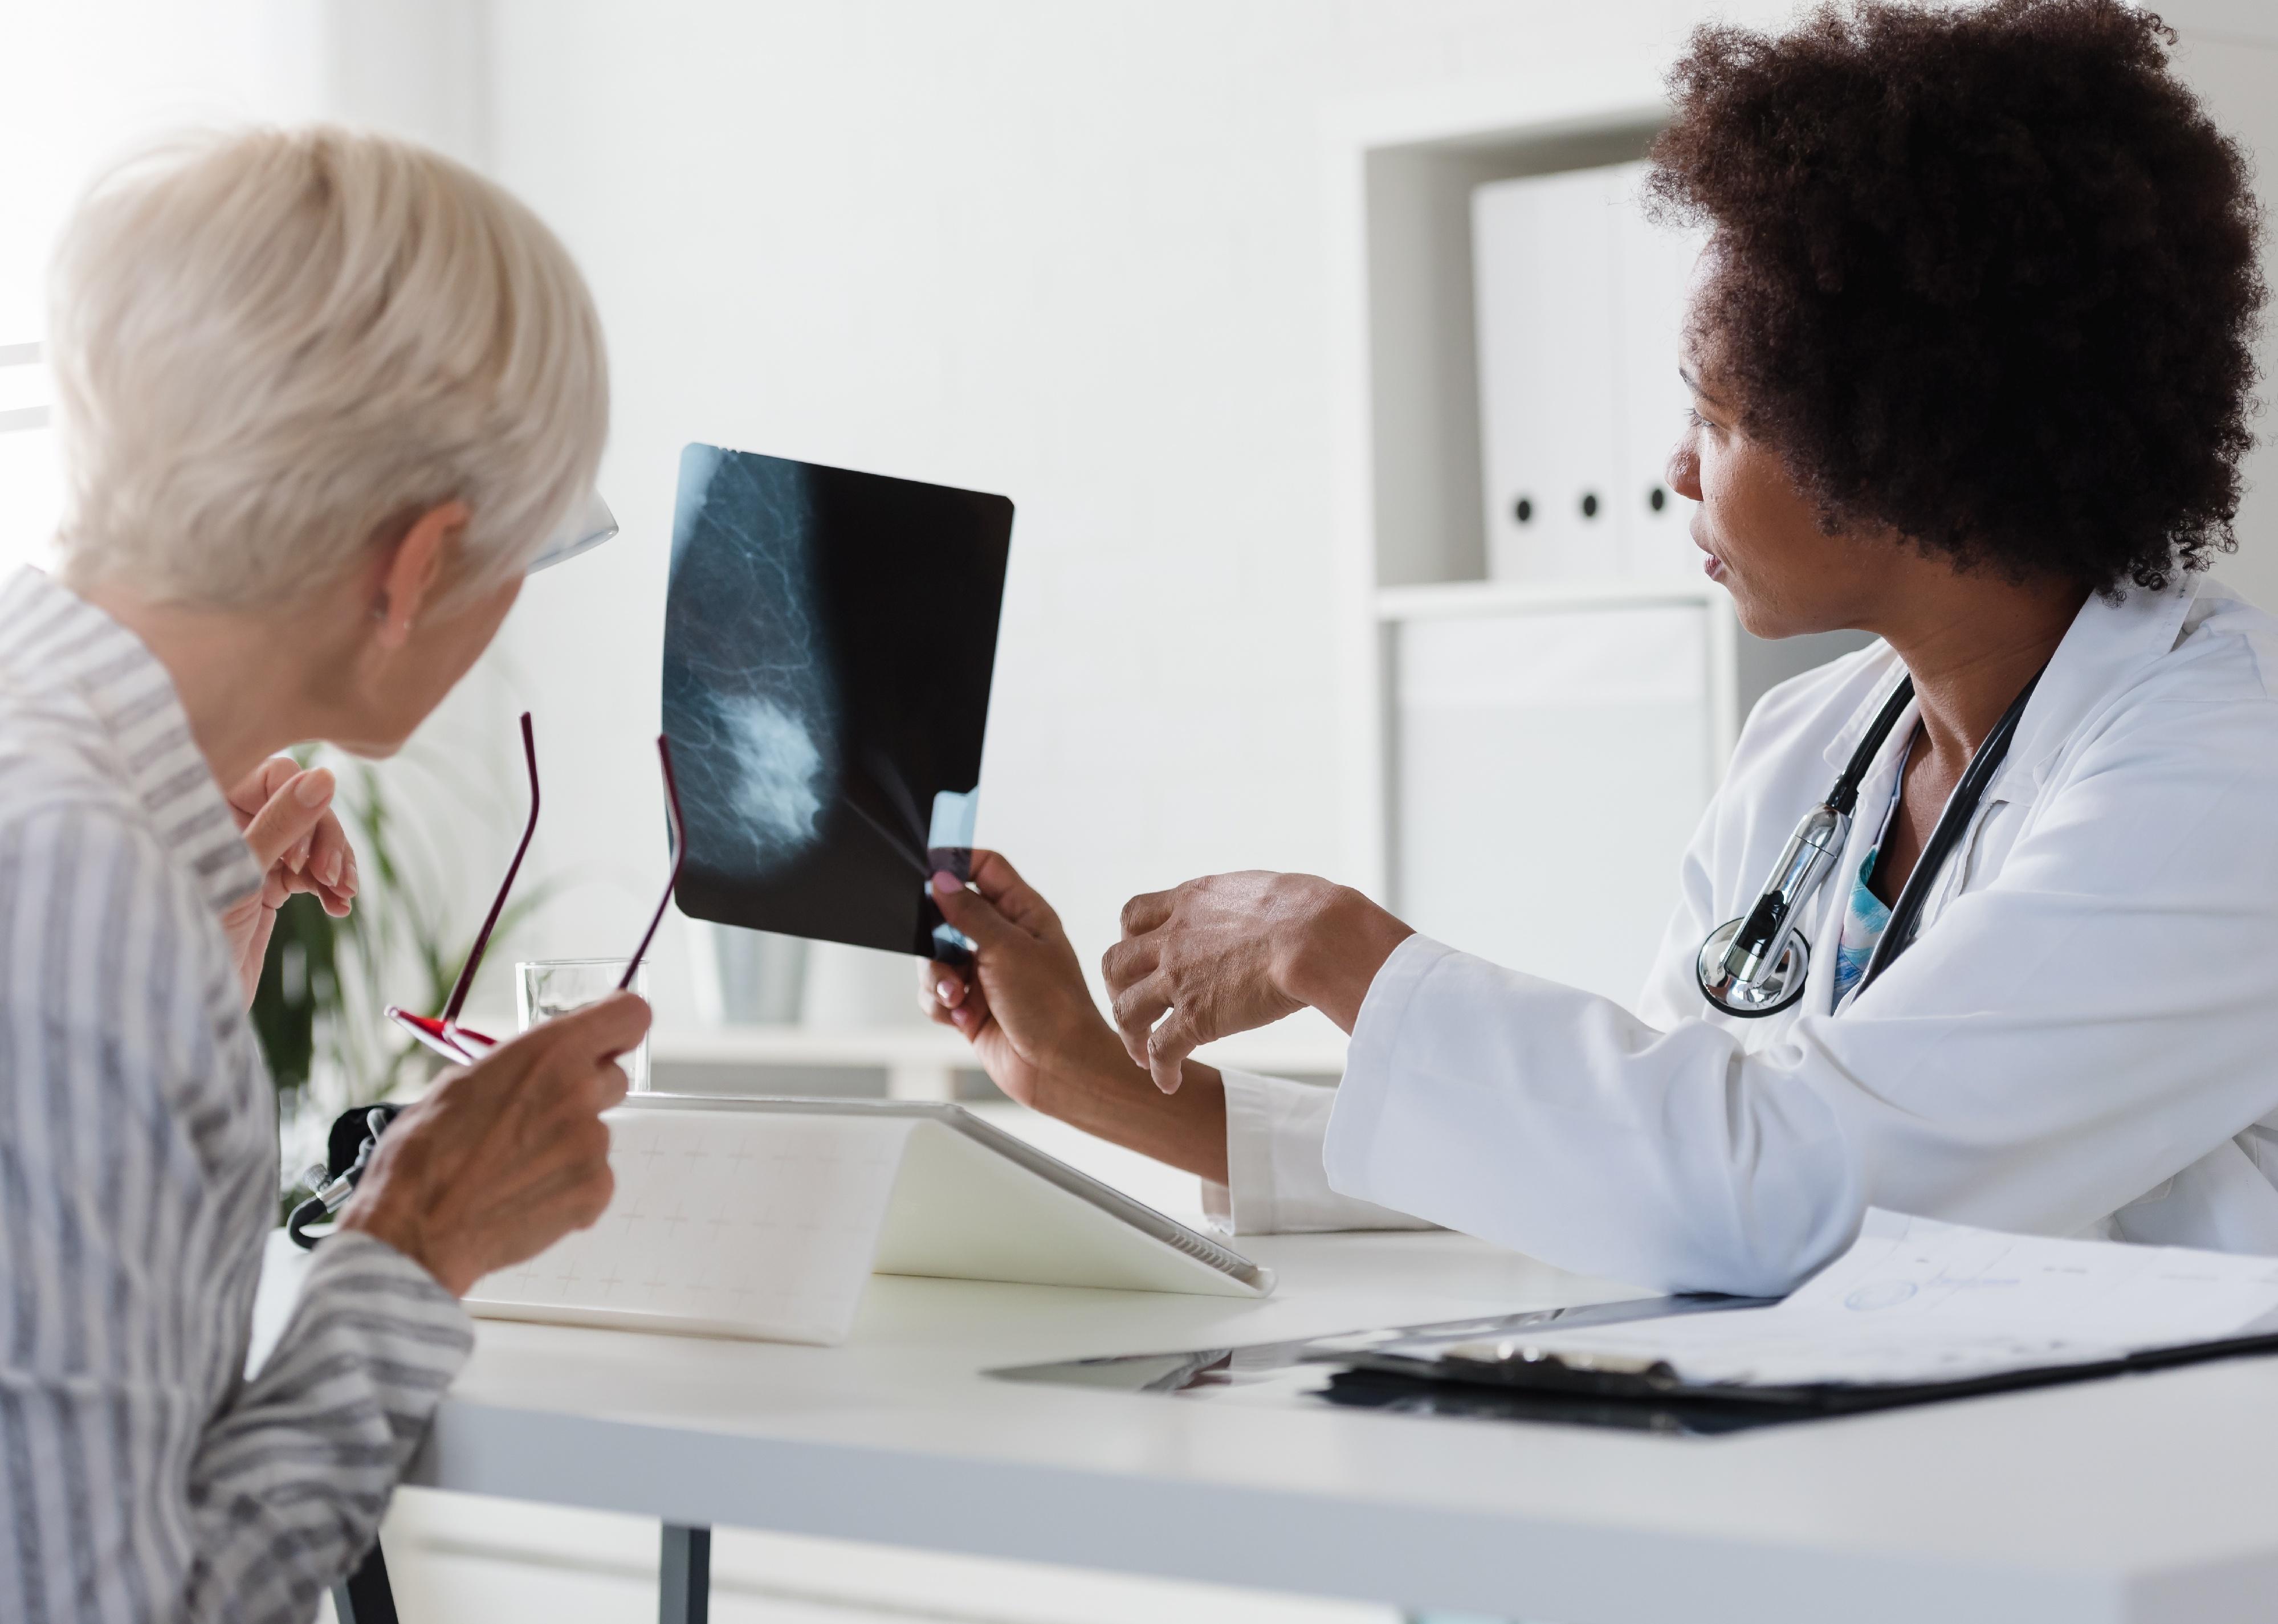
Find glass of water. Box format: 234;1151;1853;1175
517;958;651;1092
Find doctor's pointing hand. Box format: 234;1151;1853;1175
1098;874;1409;1095
933;0;2278;1296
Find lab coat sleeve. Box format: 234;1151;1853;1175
1203;1067;1438;1234
1322;693;2278;1297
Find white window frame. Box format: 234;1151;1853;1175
0;343;45;434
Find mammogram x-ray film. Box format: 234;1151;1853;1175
663;444;1012;959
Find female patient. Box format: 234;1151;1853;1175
1;130;642;1621
927;0;2278;1292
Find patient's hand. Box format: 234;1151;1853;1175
221;758;359;1003
921;851;1124;1110
341;992;646;1296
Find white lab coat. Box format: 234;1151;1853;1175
1209;576;2278;1296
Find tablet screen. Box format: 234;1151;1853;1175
662;443;1012;958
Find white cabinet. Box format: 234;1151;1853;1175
1333;105;1871;1004
1473;162;1705;584
1393;598;1714;1002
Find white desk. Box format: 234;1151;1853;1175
263;1218;2278;1624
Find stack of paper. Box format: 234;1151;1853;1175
1446;1211;2278;1388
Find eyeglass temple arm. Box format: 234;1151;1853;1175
442;711;540;1024
620;735;684;992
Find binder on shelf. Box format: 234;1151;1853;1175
1615;188;1708;580
1473;161;1706;586
1473;166;1621;582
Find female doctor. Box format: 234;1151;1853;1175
926;0;2278;1297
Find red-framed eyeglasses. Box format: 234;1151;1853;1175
385;712;684;1066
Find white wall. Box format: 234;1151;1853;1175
13;2;2276;1038
2170;26;2278;615
0;2;329;339
482;0;1775;1026
480;1;2278;1032
0;1;328;569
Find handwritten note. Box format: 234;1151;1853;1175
1464;1210;2278;1388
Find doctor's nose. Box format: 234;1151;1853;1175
1666;434;1703;504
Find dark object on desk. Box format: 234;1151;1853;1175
992;1292;2278;1437
663;444;1012;961
284;1102;406;1250
331;1540;398;1624
1318;1367;1779;1437
1346;1324;2278;1423
988;1294;1778;1435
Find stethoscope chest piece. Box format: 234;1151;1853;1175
1690;661;2043;1021
1697;918;1810;1017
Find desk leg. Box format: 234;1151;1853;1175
661;1524;711;1624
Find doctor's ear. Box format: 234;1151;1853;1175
368;501;471;648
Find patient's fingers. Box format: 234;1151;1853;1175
240;768;337;876
305;807;356;895
226;755;299;825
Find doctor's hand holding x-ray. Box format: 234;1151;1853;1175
931;0;2278;1296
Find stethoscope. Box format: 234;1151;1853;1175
1697;668;2043;1017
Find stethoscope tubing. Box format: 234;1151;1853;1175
1698;665;2043;1016
1852;668;2043;998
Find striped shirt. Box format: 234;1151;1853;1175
0;568;472;1623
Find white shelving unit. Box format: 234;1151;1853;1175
1322;89;1871;1001
1375;572;1742;755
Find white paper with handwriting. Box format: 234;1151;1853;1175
1505;1210;2278;1388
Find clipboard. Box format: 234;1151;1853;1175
993;1210;2278;1435
1337;1209;2278;1424
1339;1318;2278;1422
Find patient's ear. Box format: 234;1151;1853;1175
371;501;471;648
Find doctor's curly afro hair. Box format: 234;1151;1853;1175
1646;0;2264;595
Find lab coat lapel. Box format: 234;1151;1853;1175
1914;581;2195;933
1807;578;2198;1006
1807;578;2193;786
2005;577;2199;792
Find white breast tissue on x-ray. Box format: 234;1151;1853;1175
662;443;1012;959
667;444;836;876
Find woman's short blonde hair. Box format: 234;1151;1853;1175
46;125;608;609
